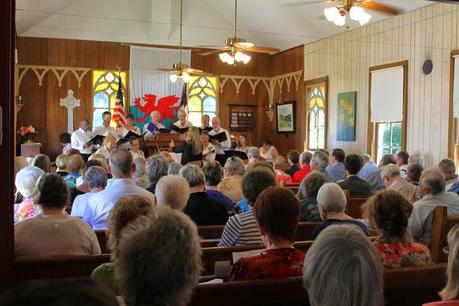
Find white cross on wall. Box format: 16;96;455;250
59;89;81;133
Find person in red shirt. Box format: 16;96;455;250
225;186;304;281
292;151;313;183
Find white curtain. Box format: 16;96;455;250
453;56;459;118
370;66;404;122
129;46;190;105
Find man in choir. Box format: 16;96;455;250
93;111;117;138
201;114;211;129
209;116;231;165
143;111;165;140
71;119;93;160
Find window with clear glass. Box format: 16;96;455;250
306;84;327;150
187;76;218;126
92;70;127;128
376;121;402;162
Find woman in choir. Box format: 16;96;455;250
259;139;279;163
226;187;305;281
363;190;433;269
235;134;250;153
93;135;116;160
15;173;101;259
200;130;216;162
130;138;145;160
14;166;44;224
118;114;141;138
170;126;203;165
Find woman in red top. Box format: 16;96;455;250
225;186;304;281
363;190;433;269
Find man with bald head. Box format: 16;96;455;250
143;111;165;140
82;148;154;230
209;116;231;165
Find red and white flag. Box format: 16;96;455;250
113;74;126;127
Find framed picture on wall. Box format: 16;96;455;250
276;101;296;133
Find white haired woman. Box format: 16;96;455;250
14;166;44;224
311;182;368;239
303;224;384;306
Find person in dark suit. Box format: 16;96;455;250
285;150;300;176
171;126;203;165
338;154;372;198
179;164;229;226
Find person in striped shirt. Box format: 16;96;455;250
218;169;276;247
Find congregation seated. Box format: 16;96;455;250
154;175;190;210
424;223;459;305
71;158;105;204
217;172;244;205
180;164;229;226
203;161;234;215
117;209;201;306
337;153;372;198
64;154;85;188
407;162;424;186
396;150;410;178
59;132;72;155
292;151;312;183
325;148;346;181
171;126;203;165
218;169;276;247
311;183;368;239
381;164;416;200
92;135;116;161
221;156;247;211
71;166;107;218
145;154;169;194
259;139;279;163
284;150;300;176
366;153;396;192
408;169;459;245
357;153;379;181
310;150;335;182
303;224;383;306
438;158;459;191
15;173;101;259
55;154;69;177
0;278;119;306
298;171;329;222
31;154;51;173
364;190;433;268
168;161;182;175
82;148;154;230
246;146;264;165
133;157;149;188
14;166;44;224
225;187;305;282
91;195;154;294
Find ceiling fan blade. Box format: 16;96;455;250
427;0;459;4
234;42;280;53
158;68;173;72
359;1;401;15
281;0;334;7
195;44;224;48
198;48;227;56
185;68;205;75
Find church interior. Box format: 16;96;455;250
1;0;459;305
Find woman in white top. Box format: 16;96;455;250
235;134;250;153
259;139;279;163
130;138;145;161
93;135;116;160
200;130;216;162
15;173;101;259
118;114;141;138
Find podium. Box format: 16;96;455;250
144;133;182;155
21;142;41;157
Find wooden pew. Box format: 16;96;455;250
190;264;447;306
94;230;108;254
345;197;368;219
273;163;290;171
430;206;459;263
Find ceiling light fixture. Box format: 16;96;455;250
324;4;371;27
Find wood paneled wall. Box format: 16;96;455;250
16;37;129;159
304;3;459;167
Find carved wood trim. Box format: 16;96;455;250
15;65;92;90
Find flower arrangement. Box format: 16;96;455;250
16;125;36;136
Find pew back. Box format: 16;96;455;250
346;197;367;219
430;206;459;263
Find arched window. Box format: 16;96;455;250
187;76;218;126
92;70;127;128
305;77;328;150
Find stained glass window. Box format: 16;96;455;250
92;70;127;128
306;84;327;150
187;76;218;126
376;122;402;163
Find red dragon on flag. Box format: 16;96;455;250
133;94;181;123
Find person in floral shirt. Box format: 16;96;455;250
14;166;44;224
225;187;305;281
363;189;433;268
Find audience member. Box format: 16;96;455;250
312;183;368;239
91;195;154;294
133;157;149;188
409;169;459;244
93;135;116;160
64;154;85;188
366;153;396;192
180;164;229;226
15;173;100;259
168;161;182;175
285;150;300;176
201;130;216;162
438;158;459;191
292;151;313;183
14;166;44;224
259;139;279;163
326;148;346;181
309;150;335;182
381;164;416;200
407;162;424;186
424;224;459;305
55;154;69;177
247;146;263;165
130;138;145;160
226;187;304;281
396;150;410;178
154;175;190;210
218;175;244;204
31;154;51;173
203;161;234;215
117;209;201;306
223;156;246;177
409;151;425;167
358;153;379;181
298;171;329;222
303;225;383;306
71;166;107;218
338;154;372;198
59;132;72;155
145;154;169;194
83;149;154;230
364;190;433;268
219;169;276;247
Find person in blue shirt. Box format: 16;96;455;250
325;149;346;181
358;154;379;180
203;161;234;216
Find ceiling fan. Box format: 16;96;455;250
158;0;205;83
283;0;401;26
199;0;280;65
